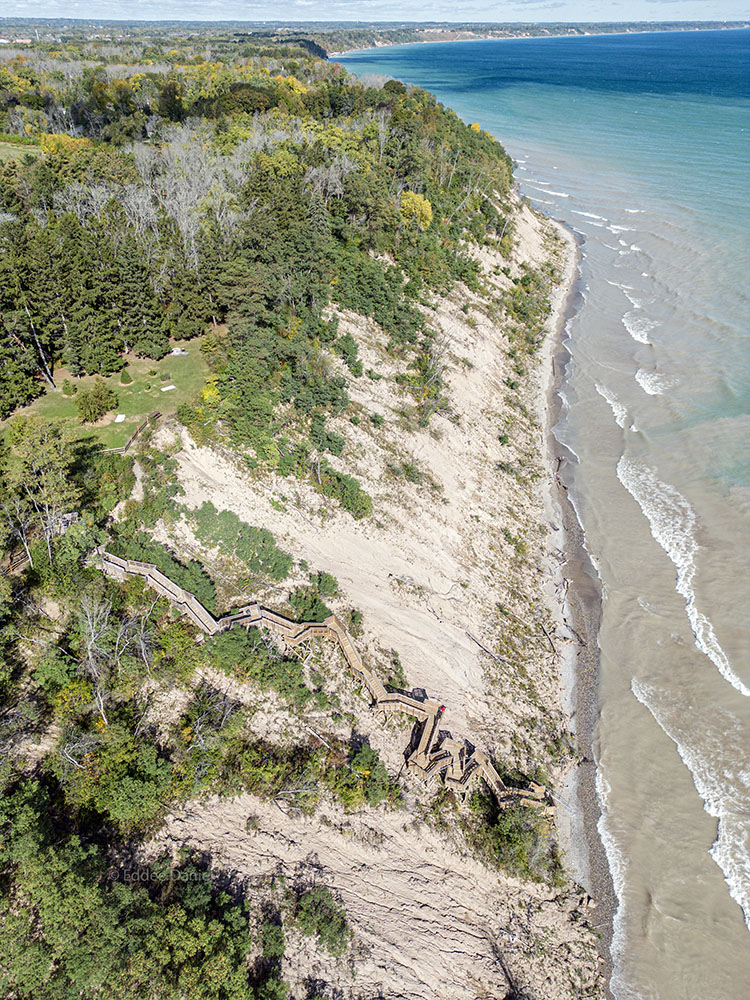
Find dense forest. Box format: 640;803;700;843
0;27;513;479
0;24;578;1000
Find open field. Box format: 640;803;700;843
5;338;209;449
0;140;41;162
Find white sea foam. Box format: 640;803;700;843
635;368;673;395
606;279;635;291
625;208;645;214
596;770;653;1000
595;382;628;428
622;290;644;308
630;245;644;252
632;679;750;928
595;769;624;924
623;311;657;344
610;224;637;233
572;209;608;221
616;458;750;696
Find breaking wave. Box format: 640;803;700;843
616;458;750;696
572;209;608;221
595;382;628;428
635;369;673;395
632;679;750;928
623;311;658;344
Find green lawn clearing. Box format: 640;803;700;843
0;140;42;163
8;338;209;449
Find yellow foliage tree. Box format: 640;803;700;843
400;190;433;231
470;122;481;132
55;679;93;721
275;73;307;95
39;133;92;155
200;375;221;406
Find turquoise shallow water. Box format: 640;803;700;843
342;30;750;999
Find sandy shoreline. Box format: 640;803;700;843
541;214;616;992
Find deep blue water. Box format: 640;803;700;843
342;29;750;1000
343;28;750;97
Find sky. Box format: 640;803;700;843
1;1;748;24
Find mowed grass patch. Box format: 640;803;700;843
5;339;209;449
0;140;42;163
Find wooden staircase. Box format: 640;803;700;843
96;547;551;813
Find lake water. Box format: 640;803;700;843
340;29;750;1000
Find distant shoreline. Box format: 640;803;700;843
329;22;749;58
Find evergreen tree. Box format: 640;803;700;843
23;219;70;364
61;222;123;374
0;328;44;417
111;233;170;358
75;378;118;423
166;274;214;340
0;221;58;391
